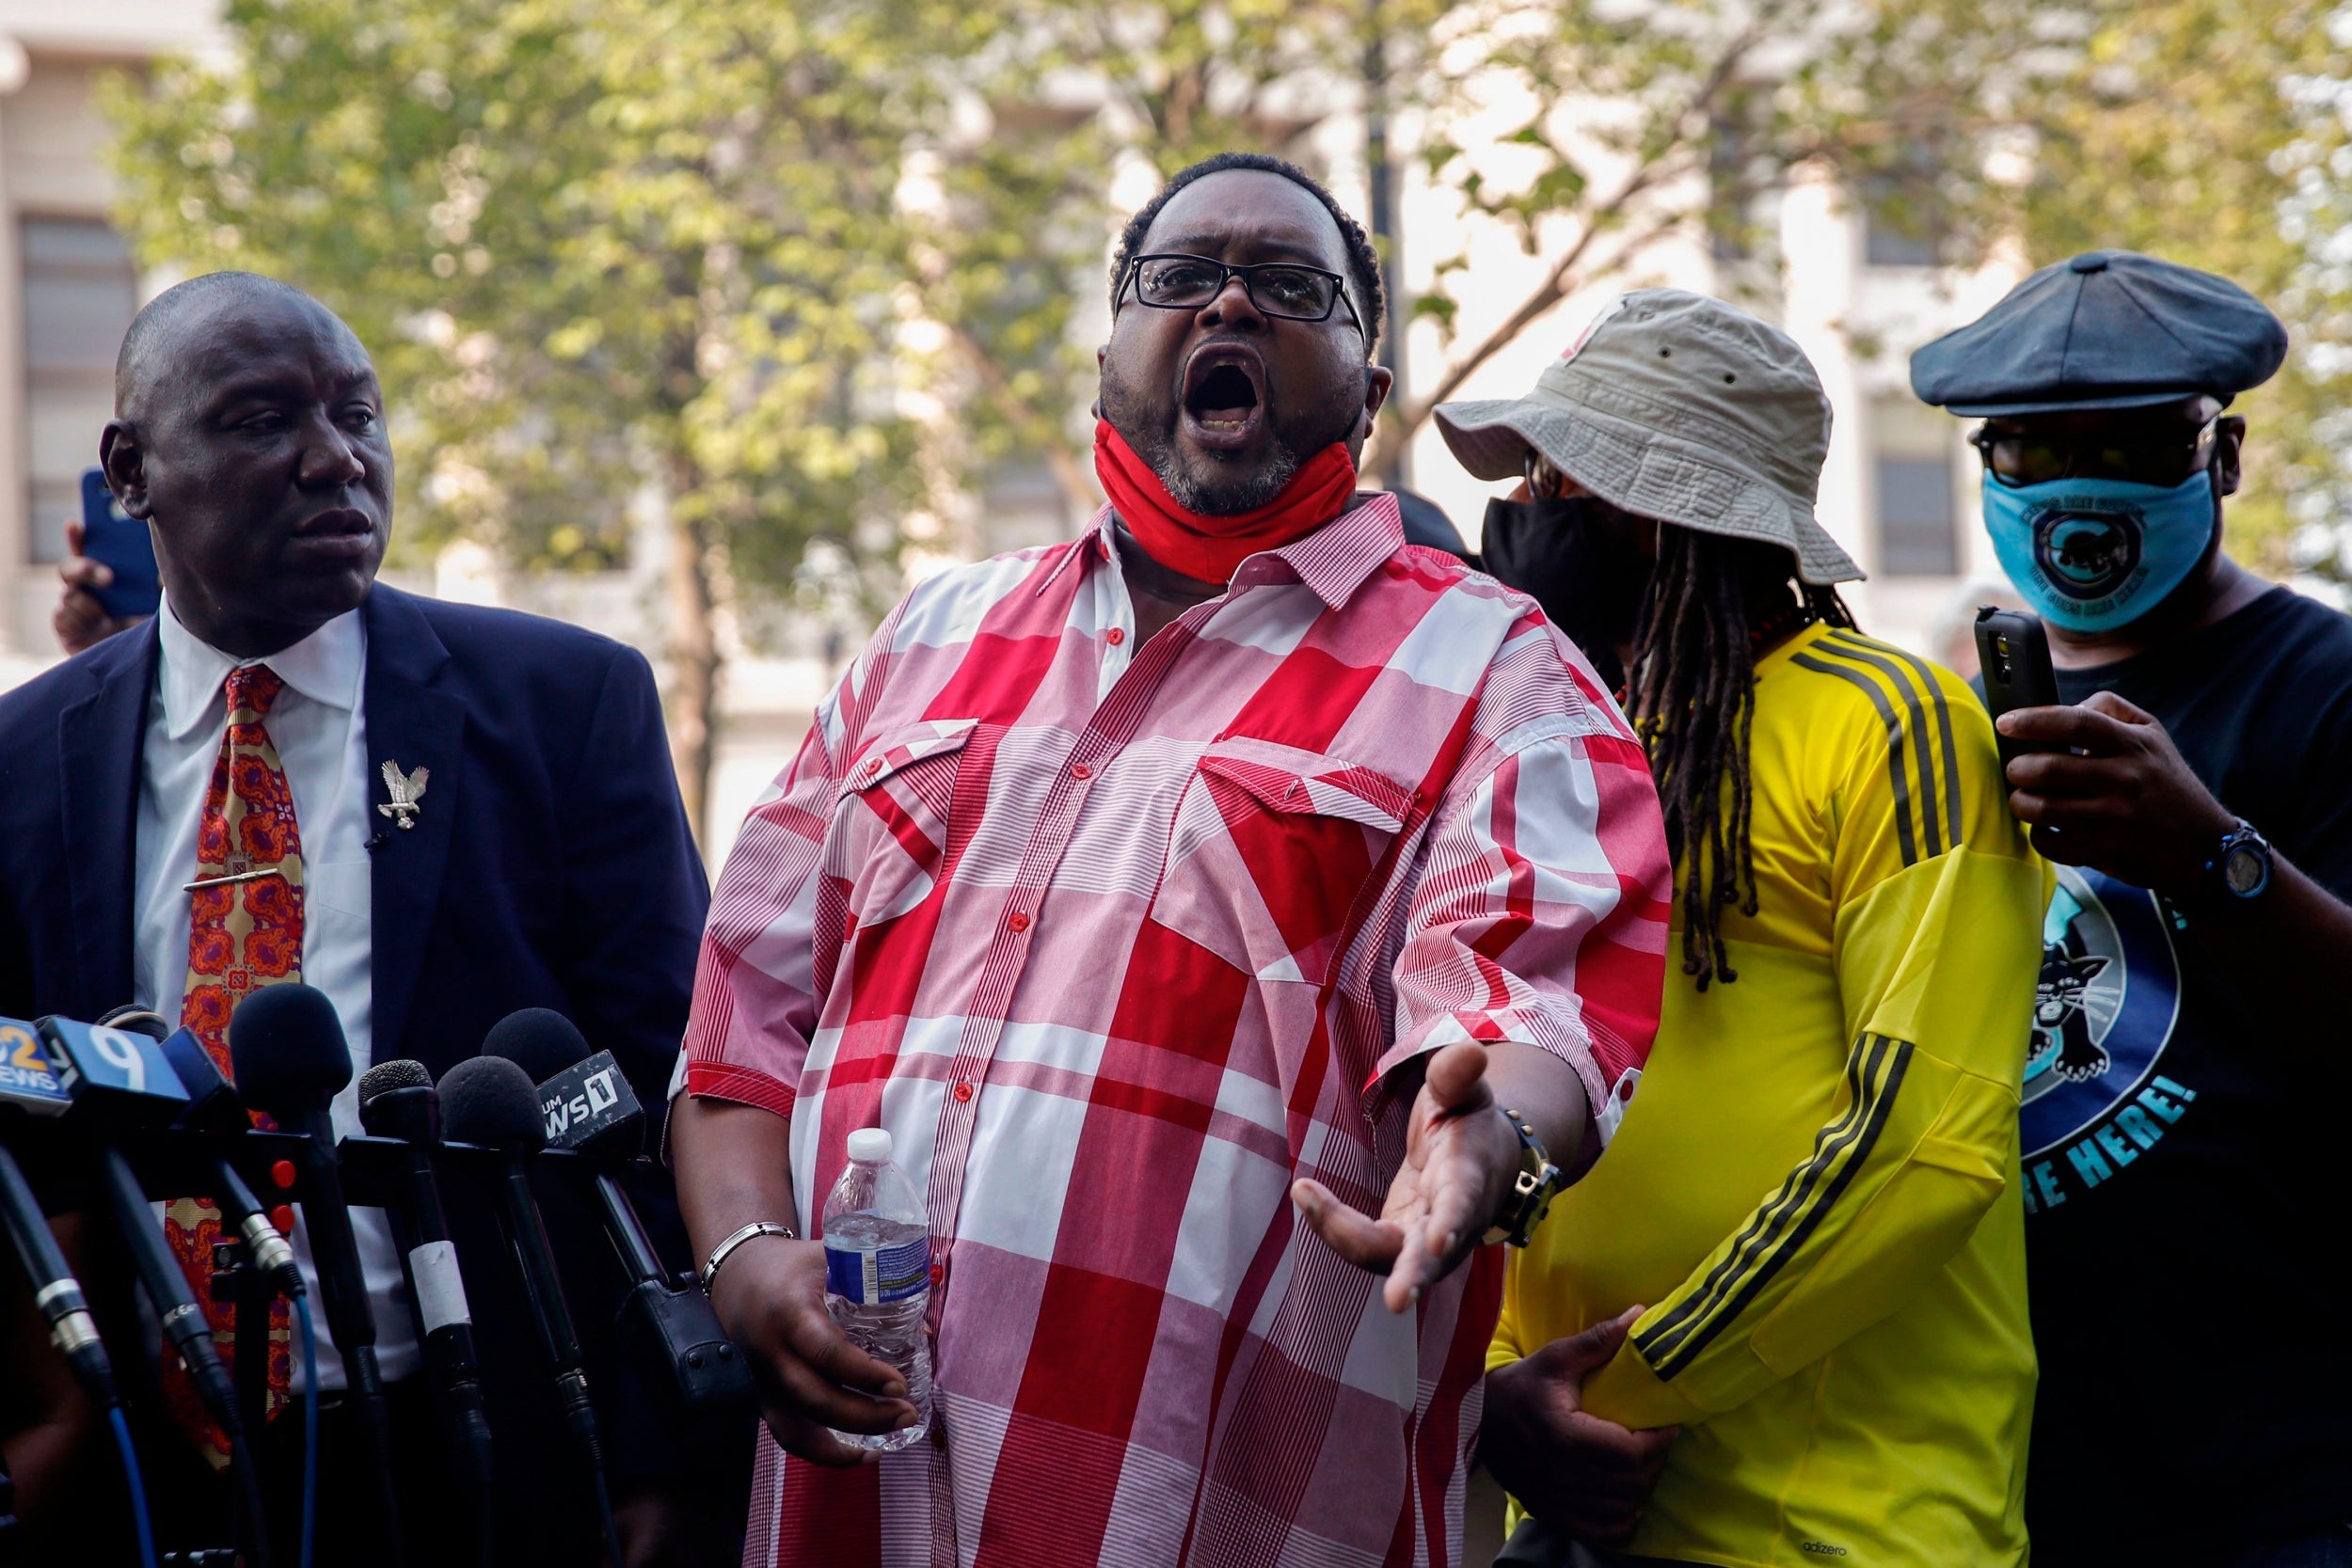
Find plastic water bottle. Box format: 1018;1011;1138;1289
821;1127;931;1451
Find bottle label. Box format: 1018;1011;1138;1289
824;1233;930;1305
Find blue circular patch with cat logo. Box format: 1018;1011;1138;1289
2020;865;2183;1158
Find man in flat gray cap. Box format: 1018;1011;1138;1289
1915;252;2352;1568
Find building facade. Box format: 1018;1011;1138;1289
1;3;218;674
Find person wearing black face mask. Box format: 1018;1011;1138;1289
1477;482;1652;693
1436;291;2045;1568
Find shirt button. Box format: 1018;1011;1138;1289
861;758;882;781
270;1160;298;1192
953;1081;974;1103
271;1205;296;1235
1008;911;1031;933
1105;627;1126;646
1071;762;1092;780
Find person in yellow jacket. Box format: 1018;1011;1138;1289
1436;291;2044;1568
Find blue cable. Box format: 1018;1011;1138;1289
591;1465;623;1568
294;1293;320;1568
104;1404;157;1568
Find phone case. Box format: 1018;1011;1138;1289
80;467;160;620
1975;608;2059;770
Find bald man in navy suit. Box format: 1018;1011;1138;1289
0;273;736;1565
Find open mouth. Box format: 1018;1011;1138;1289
1182;348;1266;446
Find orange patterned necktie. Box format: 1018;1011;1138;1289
162;664;301;1463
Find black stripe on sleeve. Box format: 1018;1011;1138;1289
1826;631;1963;851
1816;629;1966;860
1810;636;1946;859
1640;1035;1915;1381
1635;1034;1885;1370
1789;650;1921;865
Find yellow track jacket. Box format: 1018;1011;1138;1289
1490;623;2044;1567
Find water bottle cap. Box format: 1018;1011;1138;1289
847;1127;893;1164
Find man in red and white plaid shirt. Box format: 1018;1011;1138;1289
671;152;1672;1568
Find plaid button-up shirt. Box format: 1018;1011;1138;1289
683;496;1672;1568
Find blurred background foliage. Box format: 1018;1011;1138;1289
101;0;2352;837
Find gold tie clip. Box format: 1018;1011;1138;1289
183;863;293;893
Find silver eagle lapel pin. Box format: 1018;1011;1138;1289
378;760;430;830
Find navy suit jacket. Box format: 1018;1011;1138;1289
0;582;706;1106
0;583;719;1544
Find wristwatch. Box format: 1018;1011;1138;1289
2201;817;2273;904
1481;1107;1564;1249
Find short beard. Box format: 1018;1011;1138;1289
1142;430;1301;515
1098;356;1341;516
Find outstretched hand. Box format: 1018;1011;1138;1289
1292;1042;1521;1314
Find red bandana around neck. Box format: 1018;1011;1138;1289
1093;420;1358;585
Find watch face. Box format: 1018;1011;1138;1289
2224;842;2269;897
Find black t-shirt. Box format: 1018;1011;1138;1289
2022;586;2352;1563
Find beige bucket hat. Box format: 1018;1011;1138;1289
1434;289;1863;584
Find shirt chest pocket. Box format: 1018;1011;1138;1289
1149;736;1418;988
827;719;978;931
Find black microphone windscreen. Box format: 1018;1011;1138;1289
438;1056;548;1153
229;983;353;1117
358;1059;439;1144
482;1008;592;1085
358;1058;432;1106
97;1006;171;1042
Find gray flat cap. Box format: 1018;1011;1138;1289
1910;251;2287;417
1434;289;1862;584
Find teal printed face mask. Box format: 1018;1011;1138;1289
1980;469;2217;633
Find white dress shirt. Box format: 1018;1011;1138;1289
133;595;419;1391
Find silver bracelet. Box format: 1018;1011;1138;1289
699;1220;799;1294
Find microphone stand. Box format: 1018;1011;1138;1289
93;1146;273;1568
219;1242;271;1471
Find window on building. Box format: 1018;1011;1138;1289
21;217;137;563
1860;163;1945;268
1876;452;1959;575
1865;211;1940;268
1708;89;1769;265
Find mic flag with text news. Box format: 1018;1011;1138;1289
535;1053;639;1160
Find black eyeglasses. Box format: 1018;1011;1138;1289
1971;418;2219;489
1120;253;1365;337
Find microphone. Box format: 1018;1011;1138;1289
0;1143;116;1405
230;984;405;1568
483;1010;751;1418
439;1054;620;1558
357;1060;493;1560
0;1019;119;1412
35;1020;222;1409
39;1013;272;1568
98;1007;302;1301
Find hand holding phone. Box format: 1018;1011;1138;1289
1974;608;2061;774
77;468;159;621
55;469;157;655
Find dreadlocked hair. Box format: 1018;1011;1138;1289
1626;527;1853;990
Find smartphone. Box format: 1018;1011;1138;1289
1974;607;2060;770
80;467;160;621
